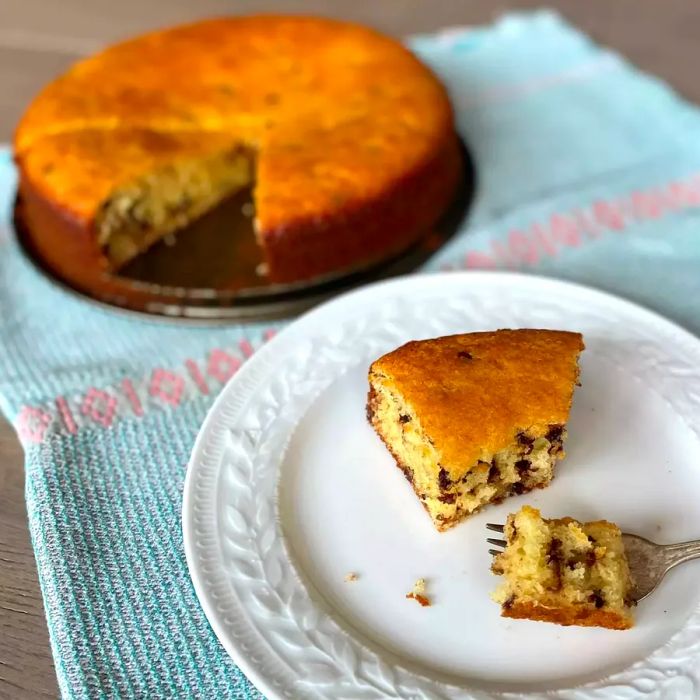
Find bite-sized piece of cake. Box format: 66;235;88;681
491;506;634;630
367;329;584;531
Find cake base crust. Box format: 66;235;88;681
503;600;632;630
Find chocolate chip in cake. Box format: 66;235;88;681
516;432;534;454
547;538;563;565
588;535;596;544
399;414;411;424
402;467;414;485
590;591;605;608
547;538;564;590
548;440;562;455
517;431;534;444
567;549;597;568
438;467;452;491
366;401;375;423
438;493;456;504
514;459;531;476
487;463;500;483
511;482;525;495
456;350;473;360
503;595;515;610
546;424;564;442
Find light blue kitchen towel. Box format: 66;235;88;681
1;10;700;698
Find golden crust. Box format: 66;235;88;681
369;329;584;482
14;15;461;284
503;601;632;630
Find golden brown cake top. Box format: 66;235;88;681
15;15;455;232
369;329;584;480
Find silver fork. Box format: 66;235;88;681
487;523;700;602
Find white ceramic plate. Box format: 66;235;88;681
183;272;700;699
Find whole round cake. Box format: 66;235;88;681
14;15;462;297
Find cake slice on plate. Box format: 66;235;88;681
366;329;584;531
490;506;634;629
14;16;462;298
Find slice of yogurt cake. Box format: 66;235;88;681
366;329;584;531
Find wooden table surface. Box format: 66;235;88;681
2;1;700;696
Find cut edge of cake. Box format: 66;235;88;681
96;144;254;268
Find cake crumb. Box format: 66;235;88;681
406;578;431;607
344;572;359;583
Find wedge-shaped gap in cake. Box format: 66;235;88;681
93;134;259;285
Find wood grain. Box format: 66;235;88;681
1;1;699;696
0;420;56;699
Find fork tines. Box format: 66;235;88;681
487;523;506;556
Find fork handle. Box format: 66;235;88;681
664;540;700;568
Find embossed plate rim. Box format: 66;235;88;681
183;271;700;699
